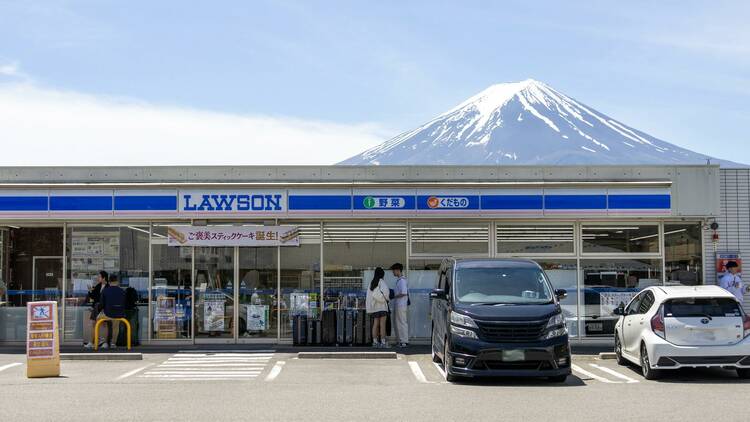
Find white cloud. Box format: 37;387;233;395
0;83;389;165
0;62;23;78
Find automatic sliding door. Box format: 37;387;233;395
194;247;235;341
238;247;277;340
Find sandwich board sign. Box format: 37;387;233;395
26;301;60;378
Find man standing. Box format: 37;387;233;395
719;261;745;304
389;263;409;348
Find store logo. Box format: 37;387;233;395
182;193;283;211
427;196;470;209
363;196;405;209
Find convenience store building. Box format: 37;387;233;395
0;164;738;345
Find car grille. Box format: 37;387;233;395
475;320;547;342
478;360;550;371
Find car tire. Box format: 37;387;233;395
737;369;750;379
431;327;441;363
547;375;568;383
614;332;627;366
444;338;458;383
640;342;661;380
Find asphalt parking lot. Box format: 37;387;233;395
1;349;748;421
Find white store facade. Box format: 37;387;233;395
0;164;727;345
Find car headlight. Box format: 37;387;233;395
542;313;568;340
546;313;565;328
450;324;478;339
450;311;478;328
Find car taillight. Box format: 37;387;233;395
744;314;750;338
651;305;665;339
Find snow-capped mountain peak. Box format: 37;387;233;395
340;80;741;167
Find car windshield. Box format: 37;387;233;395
664;298;742;318
454;267;554;304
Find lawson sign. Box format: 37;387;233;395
179;190;285;214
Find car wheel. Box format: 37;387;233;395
547;374;568;383
640;342;661;380
737;368;750;379
444;338;458;382
431;327;440;363
614;332;627;366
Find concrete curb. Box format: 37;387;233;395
298;351;397;360
598;352;616;360
61;353;143;361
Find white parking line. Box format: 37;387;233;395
116;363;153;380
589;363;639;383
0;363;22;373
408;361;429;383
571;364;619;384
264;361;285;381
432;362;447;380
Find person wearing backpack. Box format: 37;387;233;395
365;267;390;348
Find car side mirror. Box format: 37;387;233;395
612;305;624;316
555;289;567;300
430;289;447;300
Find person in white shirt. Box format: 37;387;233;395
719;261;745;304
365;267;390;348
389;263;409;348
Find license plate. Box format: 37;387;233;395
588;322;603;332
501;349;525;362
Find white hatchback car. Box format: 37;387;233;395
613;285;750;380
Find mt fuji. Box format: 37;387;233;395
340;79;742;167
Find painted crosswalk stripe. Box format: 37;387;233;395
140;350;274;381
571;364;620;384
264;361;285;381
588;364;639;383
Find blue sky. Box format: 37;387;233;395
0;1;748;165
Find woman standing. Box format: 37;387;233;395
365;267;390;348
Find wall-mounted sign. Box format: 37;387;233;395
179;190;285;214
26;301;60;378
167;225;299;247
716;252;742;274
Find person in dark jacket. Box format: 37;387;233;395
98;276;126;349
117;283;140;346
83;270;108;349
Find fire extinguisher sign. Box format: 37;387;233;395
716;252;741;275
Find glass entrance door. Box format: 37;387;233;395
194;247;235;342
238;247;277;341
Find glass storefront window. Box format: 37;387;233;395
536;260;579;338
411;222;489;255
665;223;703;286
0;227;63;342
582;224;660;254
581;259;662;337
497;224;574;255
323;222;406;313
65;225;149;344
280;223;320;340
408;259;443;339
151;242;192;340
238;246;277;340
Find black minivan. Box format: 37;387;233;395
430;258;571;382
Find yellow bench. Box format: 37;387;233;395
93;317;132;351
